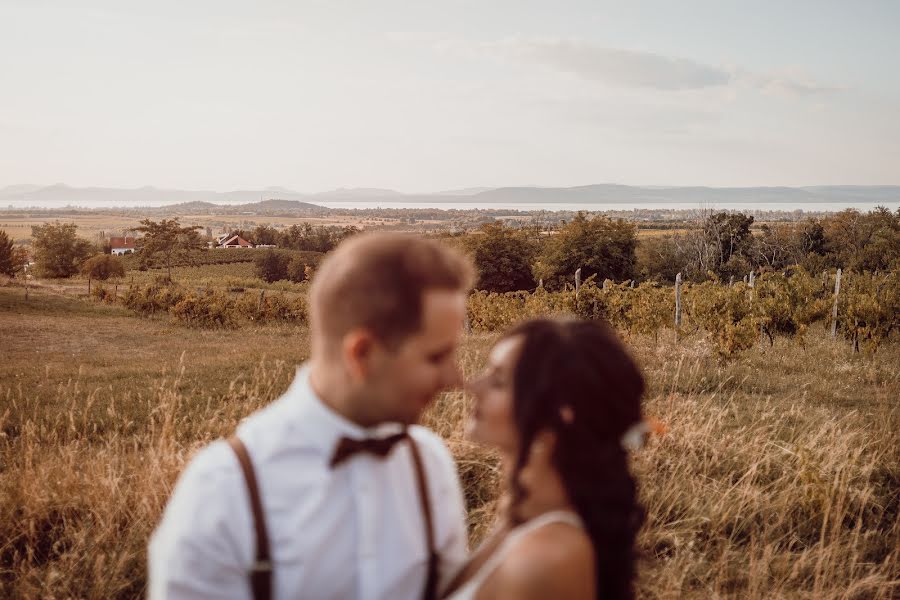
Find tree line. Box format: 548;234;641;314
455;207;900;293
3;208;898;291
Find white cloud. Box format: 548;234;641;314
433;36;840;97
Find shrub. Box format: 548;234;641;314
254;250;290;283
30;222;96;278
80;255;126;281
170;290;237;328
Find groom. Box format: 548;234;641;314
149;233;475;599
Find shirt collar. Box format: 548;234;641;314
287;365;406;456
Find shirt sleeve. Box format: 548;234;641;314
148;441;252;600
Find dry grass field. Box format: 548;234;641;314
0;212;394;243
1;280;898;598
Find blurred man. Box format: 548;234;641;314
149;233;475;600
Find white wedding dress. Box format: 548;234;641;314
444;510;584;600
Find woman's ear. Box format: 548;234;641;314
529;429;558;461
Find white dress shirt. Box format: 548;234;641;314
148;365;469;600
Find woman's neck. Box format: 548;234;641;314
499;449;576;522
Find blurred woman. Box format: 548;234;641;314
443;317;647;600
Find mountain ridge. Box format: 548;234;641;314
1;183;897;208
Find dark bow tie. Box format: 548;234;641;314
329;431;408;468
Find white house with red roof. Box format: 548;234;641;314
109;235;136;255
217;235;254;248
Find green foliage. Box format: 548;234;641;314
0;230;27;276
170;289;238;328
624;282;672;339
119;282;308;328
254;249;290;283
684;281;757;359
286;256;308;283
534;212;637;290
90;283;117;304
751;269;829;345
823;207;900;272
80;255;126;281
636;235;691;283
704;212;755;279
276;223;359;252
122;283;187;316
836;270;900;352
466;268;892;360
122;248;323;272
134;218;204;280
462;223;539;292
30;222;96;278
467;288;575;332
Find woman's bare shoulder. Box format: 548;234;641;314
490;522;595;599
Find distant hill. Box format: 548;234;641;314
313;188;404;198
433;187;497;196
1;183;897;209
470;184;900;205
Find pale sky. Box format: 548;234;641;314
1;0;898;192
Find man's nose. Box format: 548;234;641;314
443;363;464;389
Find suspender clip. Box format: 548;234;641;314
251;560;273;573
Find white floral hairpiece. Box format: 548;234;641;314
620;418;667;451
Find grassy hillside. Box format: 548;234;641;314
1;282;898;598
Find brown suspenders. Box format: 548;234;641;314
227;431;439;600
228;436;273;600
406;433;440;600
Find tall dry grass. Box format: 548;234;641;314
1;284;898;598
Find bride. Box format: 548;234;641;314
443;317;647;600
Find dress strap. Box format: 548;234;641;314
458;510;584;595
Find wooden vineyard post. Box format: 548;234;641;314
574;268;582;309
257;289;266;315
674;272;683;342
88;277;91;296
830;268;842;339
602;279;610;290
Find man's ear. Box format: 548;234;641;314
342;328;378;381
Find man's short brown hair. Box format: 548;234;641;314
310;233;475;348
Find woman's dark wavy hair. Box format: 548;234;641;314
504;317;645;600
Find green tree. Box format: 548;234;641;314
823;207;900;272
286;256;308;283
534;212;637;290
0;230;27;276
251;225;279;246
462;223;539;292
80;254;126;280
254;249;290;283
134;218;204;281
31;222;96;278
635;234;691;283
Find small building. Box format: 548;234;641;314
109;236;136;255
218;235;254;248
